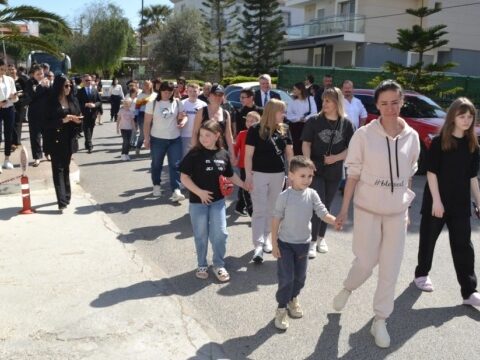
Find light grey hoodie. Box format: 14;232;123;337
346;118;420;215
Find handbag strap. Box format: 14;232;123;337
326;118;341;155
270;132;286;169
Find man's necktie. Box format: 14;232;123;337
264;92;268;106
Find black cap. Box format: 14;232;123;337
211;84;225;94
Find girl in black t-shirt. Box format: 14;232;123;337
180;120;246;282
414;97;480;307
244;99;294;264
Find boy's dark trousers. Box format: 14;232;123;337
415;214;478;299
276;239;309;308
121;129;132;155
236;168;253;216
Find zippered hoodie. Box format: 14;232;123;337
346;118;420;215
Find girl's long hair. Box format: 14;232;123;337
440;97;478;153
259;98;288;140
156;81;175;102
319;87;347;119
293;82;308;100
193;120;224;151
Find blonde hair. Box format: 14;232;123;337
246;111;261;123
441;97;478;153
320;87;347;118
259;98;288;140
187;82;200;89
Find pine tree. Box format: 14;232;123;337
232;0;286;76
370;2;459;96
201;0;238;79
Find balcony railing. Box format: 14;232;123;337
286;14;366;40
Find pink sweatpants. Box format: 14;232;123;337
343;206;408;319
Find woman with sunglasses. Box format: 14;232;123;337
191;84;236;165
144;81;188;202
301;87;354;258
44;75;82;212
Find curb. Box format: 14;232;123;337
0;162;80;196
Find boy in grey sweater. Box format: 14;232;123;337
272;156;338;330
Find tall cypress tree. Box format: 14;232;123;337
371;3;459;96
232;0;285;76
201;0;238;79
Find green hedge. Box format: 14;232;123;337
221;76;278;87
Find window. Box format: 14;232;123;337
338;0;356;16
282;11;291;27
317;9;325;19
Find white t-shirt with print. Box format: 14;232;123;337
181;98;207;138
145;99;184;139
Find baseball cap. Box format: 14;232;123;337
211;84;225;94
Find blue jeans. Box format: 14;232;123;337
189;199;228;268
136;111;145;149
150;135;182;191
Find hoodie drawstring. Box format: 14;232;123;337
386;137;400;193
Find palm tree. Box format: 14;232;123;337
0;0;71;55
138;4;171;38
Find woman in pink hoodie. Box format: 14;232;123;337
333;80;420;348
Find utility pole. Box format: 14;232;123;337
140;0;144;65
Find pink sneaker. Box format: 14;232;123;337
414;276;434;292
463;292;480;306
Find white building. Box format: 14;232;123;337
283;0;480;75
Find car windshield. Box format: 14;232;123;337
402;95;446;118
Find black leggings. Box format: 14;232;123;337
121;129;132;155
415;214;477;299
110;95;122;121
310;175;340;240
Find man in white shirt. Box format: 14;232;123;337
181;83;206;157
342;80;367;130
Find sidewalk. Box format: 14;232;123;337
0;126;220;359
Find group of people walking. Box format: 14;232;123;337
2;66;479;349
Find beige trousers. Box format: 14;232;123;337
343;206;408;319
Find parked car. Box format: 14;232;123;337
99;79;113;102
225;82;293;110
353;89;480;174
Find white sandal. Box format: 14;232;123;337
195;267;209;279
213;267;230;282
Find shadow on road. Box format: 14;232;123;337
336;283;480;359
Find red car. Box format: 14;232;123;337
354;89;448;174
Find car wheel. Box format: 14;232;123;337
416;144;427;175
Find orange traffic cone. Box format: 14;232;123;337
19;175;36;214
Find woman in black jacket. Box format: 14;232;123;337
44;75;82;212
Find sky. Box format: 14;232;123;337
9;0;172;28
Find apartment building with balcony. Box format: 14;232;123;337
284;0;480;76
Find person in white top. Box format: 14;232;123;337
109;77;125;122
342;80;367;130
144;81;188;202
0;59;19;171
181;83;207;158
286;82;317;155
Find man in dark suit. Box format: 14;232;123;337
313;74;334;111
254;74;281;108
77;74;102;153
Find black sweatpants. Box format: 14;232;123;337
310;175;340;240
276;240;309;308
415;214;477;299
121;129;132;155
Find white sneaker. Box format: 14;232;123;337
333;288;351;311
152;185;161;197
263;239;272;253
3;160;13;169
274;308;289;330
317;238;329;253
463;292;480;306
308;241;317;259
125;155;131;161
252;246;263;264
287;297;303;318
370;318;391;348
120;154;126;161
170;189;186;202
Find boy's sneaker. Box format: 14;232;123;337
308;241;317;259
125;155;131;161
414;276;434;292
252;246;263;264
263;239;272;253
152;185;161;197
3;160;13;169
317;238;329;253
170;189;185;202
370;318;390;348
463;292;480;306
274;308;289;330
333;288;351;311
235;207;248;216
287;297;303;318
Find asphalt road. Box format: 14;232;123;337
73;107;480;360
